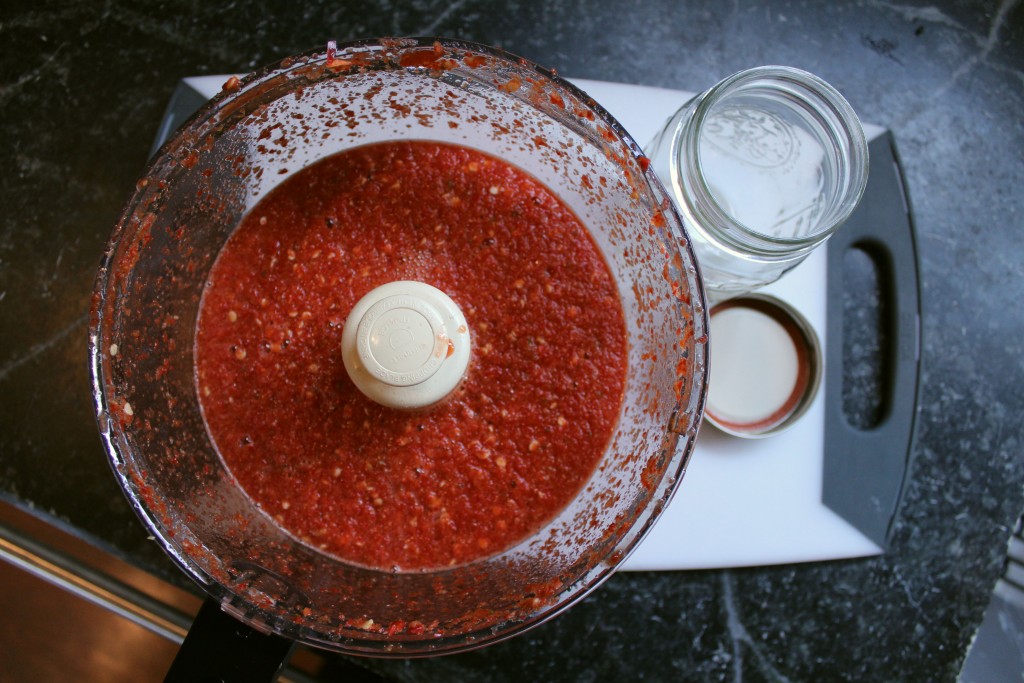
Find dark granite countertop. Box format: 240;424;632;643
2;1;1022;680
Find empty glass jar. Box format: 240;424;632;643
646;66;869;304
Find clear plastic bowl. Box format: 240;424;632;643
89;37;708;656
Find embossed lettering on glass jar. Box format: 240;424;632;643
646;66;869;304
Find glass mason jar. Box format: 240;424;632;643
646;66;869;304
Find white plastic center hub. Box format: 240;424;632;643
341;281;471;409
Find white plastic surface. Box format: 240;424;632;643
706;305;801;427
186;74;886;569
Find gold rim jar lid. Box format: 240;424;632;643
704;294;821;438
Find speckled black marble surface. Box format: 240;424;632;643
2;1;1022;680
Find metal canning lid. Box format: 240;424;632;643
704;293;822;438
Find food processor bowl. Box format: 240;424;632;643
89;37;708;657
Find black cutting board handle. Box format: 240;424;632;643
822;131;922;548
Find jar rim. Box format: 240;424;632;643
677;65;869;256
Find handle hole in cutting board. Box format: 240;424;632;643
841;243;895;430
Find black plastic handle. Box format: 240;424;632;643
822;131;922;548
164;597;295;683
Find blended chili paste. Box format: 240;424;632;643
195;140;628;571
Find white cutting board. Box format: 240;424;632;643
181;75;885;570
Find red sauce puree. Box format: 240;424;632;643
196;140;627;571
